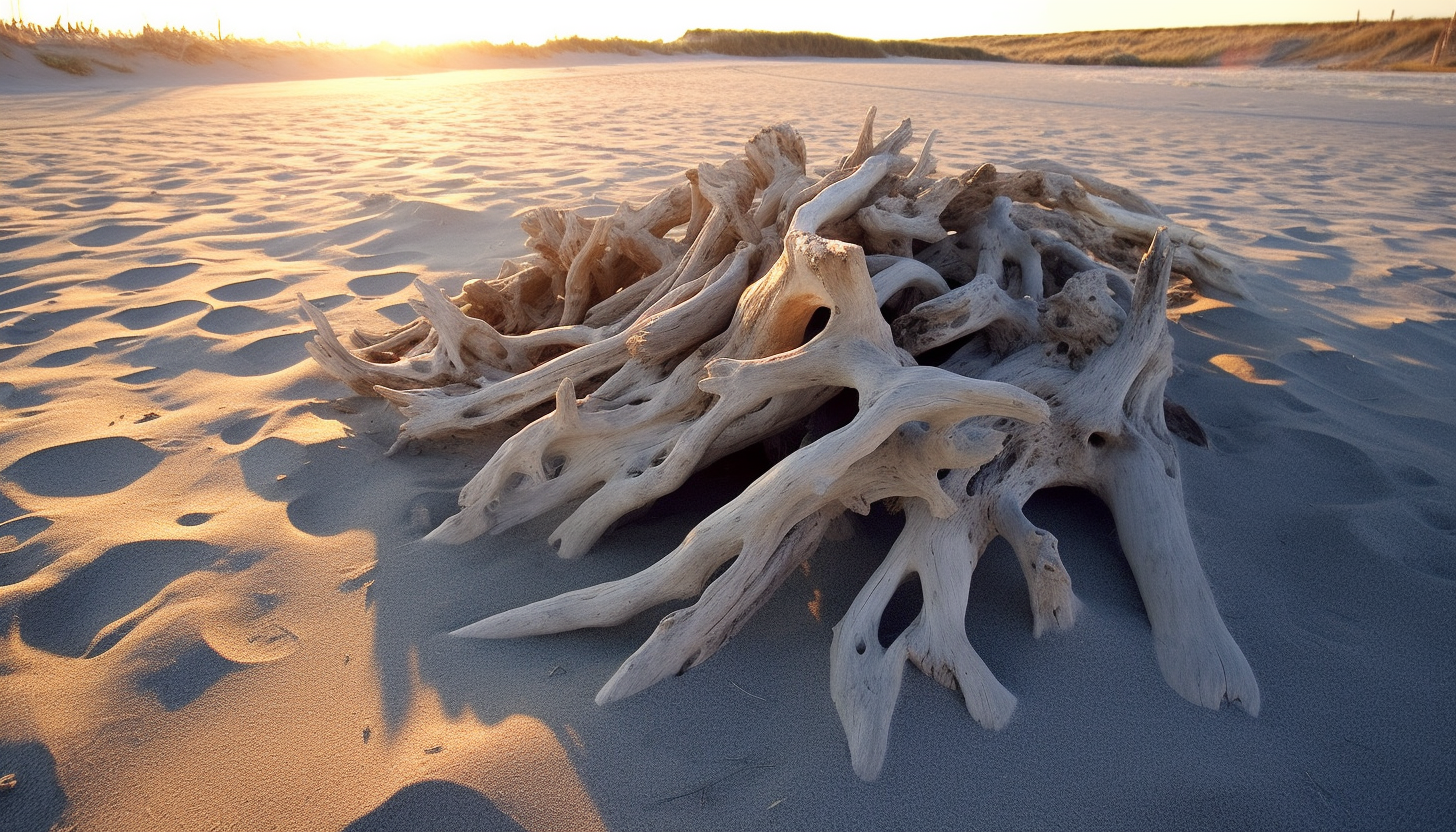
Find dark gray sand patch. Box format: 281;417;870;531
139;642;249;711
198;306;283;336
347;271;417;298
104;262;203;291
218;332;313;376
115;367;173;385
0;538;59;587
207;277;289;302
1281;349;1426;415
70;223;163;247
375;302;419;325
1386;262;1454;280
176;512;214;526
0;492;23;524
0;284;60;309
30;346;98;368
108;300;211;331
301;294;353;313
2;437;163;497
0;515;51;551
17;539;262;657
0;250;86;278
338;251;422;272
0;307;107;345
1277;225;1336;243
343;781;525;832
1232;428;1392;506
0;383;52;409
0;742;67;832
0;234;52;254
218;414;270;445
115;333;223;375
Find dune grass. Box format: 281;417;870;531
34;52;93;75
932;19;1456;70
675;29;1002;61
4;17;1452;80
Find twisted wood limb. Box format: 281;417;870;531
301;115;1257;783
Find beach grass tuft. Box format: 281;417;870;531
34;52;93;75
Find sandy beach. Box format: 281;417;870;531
2;56;1454;830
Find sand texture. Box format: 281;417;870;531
1;59;1454;831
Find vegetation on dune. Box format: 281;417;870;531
933;18;1456;70
674;29;1002;61
33;51;92;75
3;16;1453;79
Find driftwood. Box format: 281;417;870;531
302;110;1258;780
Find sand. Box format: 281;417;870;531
1;56;1453;831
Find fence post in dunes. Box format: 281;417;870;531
1434;11;1456;66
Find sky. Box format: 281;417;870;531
8;0;1455;46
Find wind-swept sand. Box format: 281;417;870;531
1;58;1453;831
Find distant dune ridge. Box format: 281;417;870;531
1;17;1453;84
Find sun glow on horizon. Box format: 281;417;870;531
9;0;1456;47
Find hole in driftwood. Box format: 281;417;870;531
877;574;923;649
914;331;980;369
1087;432;1108;448
800;306;831;346
707;553;739;585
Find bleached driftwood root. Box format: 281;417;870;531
302;109;1258;780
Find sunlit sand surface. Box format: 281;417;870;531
1;59;1453;830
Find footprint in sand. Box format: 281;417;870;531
198;306;286;336
15;539;262;658
217;414;270;445
138;641;249;711
342;249;425;272
343;782;525;832
0;514;56;587
2;437;163;497
1239;428;1392;506
115;367;174;385
108;300;211;331
0;742;66;832
342;252;420;272
374;303;421;325
0;382;51;409
0;307;106;346
0;234;51;254
347;271;418;298
103;262;203;291
207;277;289;302
301;294;353;313
30;346;99;368
69;223;163;247
1277;225;1336;243
217;332;314;376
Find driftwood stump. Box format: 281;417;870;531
303;110;1258;780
